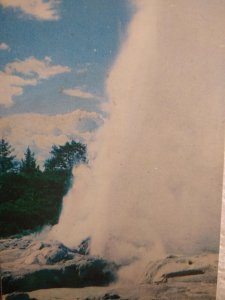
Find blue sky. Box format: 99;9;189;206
0;0;134;162
0;0;132;115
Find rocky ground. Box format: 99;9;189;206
0;237;117;294
0;236;219;299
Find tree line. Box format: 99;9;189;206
0;138;86;237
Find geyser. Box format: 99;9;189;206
51;0;225;265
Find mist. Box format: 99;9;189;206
50;0;225;270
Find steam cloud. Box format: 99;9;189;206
50;0;225;272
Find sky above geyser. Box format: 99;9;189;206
0;0;132;163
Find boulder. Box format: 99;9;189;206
1;237;118;294
2;256;117;294
5;292;37;300
141;253;218;285
102;293;121;299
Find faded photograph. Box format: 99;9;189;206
0;1;225;299
217;174;225;300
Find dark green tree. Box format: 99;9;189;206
20;147;39;174
44;140;86;173
0;138;16;175
0;140;88;237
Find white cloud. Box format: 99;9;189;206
0;110;103;165
0;42;10;51
63;87;95;99
0;56;70;107
5;56;71;79
0;72;37;107
0;0;60;21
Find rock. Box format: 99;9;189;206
2;255;118;294
5;292;37;300
1;236;118;294
74;237;91;255
139;253;218;299
102;293;121;299
2;236;219;299
83;293;121;300
142;253;218;285
0;238;32;251
23;241;76;265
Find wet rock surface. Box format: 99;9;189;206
0;237;117;294
1;237;219;299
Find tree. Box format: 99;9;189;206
0;141;87;237
0;138;16;175
44;140;86;173
20;147;39;174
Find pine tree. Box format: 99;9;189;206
0;138;16;175
44;140;86;172
20;147;39;174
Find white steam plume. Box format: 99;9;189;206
50;0;225;269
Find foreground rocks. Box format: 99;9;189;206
1;236;219;299
141;253;218;285
0;237;117;294
5;292;37;300
139;252;218;299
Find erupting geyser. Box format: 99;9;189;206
51;0;225;270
